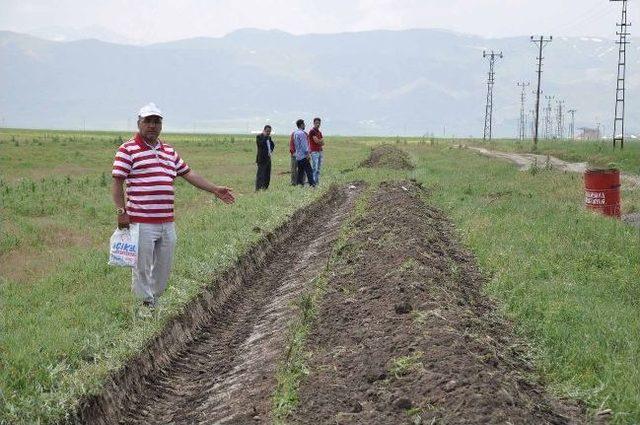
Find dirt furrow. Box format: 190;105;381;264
123;185;360;424
291;181;585;424
76;184;362;425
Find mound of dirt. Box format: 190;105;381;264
361;145;415;170
291;182;585;424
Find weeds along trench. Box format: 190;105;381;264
69;183;364;424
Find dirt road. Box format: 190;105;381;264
467;146;640;188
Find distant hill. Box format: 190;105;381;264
25;25;137;45
0;29;637;136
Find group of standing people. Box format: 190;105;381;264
255;117;325;190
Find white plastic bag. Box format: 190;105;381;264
108;225;139;267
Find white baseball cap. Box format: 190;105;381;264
138;102;163;118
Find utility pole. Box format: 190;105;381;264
544;95;555;139
531;36;553;146
556;100;565;140
517;81;530;140
483;50;504;141
611;0;630;149
568;109;577;140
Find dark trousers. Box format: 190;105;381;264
297;158;315;187
256;160;271;190
291;155;305;185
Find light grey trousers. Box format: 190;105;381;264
131;222;176;303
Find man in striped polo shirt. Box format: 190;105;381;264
112;103;235;309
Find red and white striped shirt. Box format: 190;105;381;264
112;134;190;223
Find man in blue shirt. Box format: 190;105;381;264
293;119;316;187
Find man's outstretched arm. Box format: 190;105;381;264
181;170;235;204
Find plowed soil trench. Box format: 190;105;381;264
81;168;586;424
86;184;362;424
291;181;585;424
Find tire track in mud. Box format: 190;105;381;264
78;184;362;425
291;180;587;424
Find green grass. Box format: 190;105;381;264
271;283;323;424
407;143;640;422
0;129;372;424
389;352;425;379
2;130;640;423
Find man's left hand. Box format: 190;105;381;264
213;186;235;204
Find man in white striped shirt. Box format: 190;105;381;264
112;103;235;308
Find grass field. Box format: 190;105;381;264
0;129;371;423
1;131;640;423
413;147;640;422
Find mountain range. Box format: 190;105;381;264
0;28;637;137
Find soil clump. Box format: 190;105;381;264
361;145;415;170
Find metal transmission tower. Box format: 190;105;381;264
531;36;553;146
517;82;530;140
556;100;565;140
568;109;577;140
530;109;536;138
544;95;555;139
611;0;630;148
483;50;504;141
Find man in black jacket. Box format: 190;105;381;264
256;125;275;191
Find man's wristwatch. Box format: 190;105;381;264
116;207;126;216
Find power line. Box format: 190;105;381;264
553;3;616;36
517;81;530;140
483;50;503;141
611;0;630;149
504;5;614;72
531;36;553;146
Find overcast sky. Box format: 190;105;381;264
0;0;633;44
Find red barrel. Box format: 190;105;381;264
584;168;621;218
